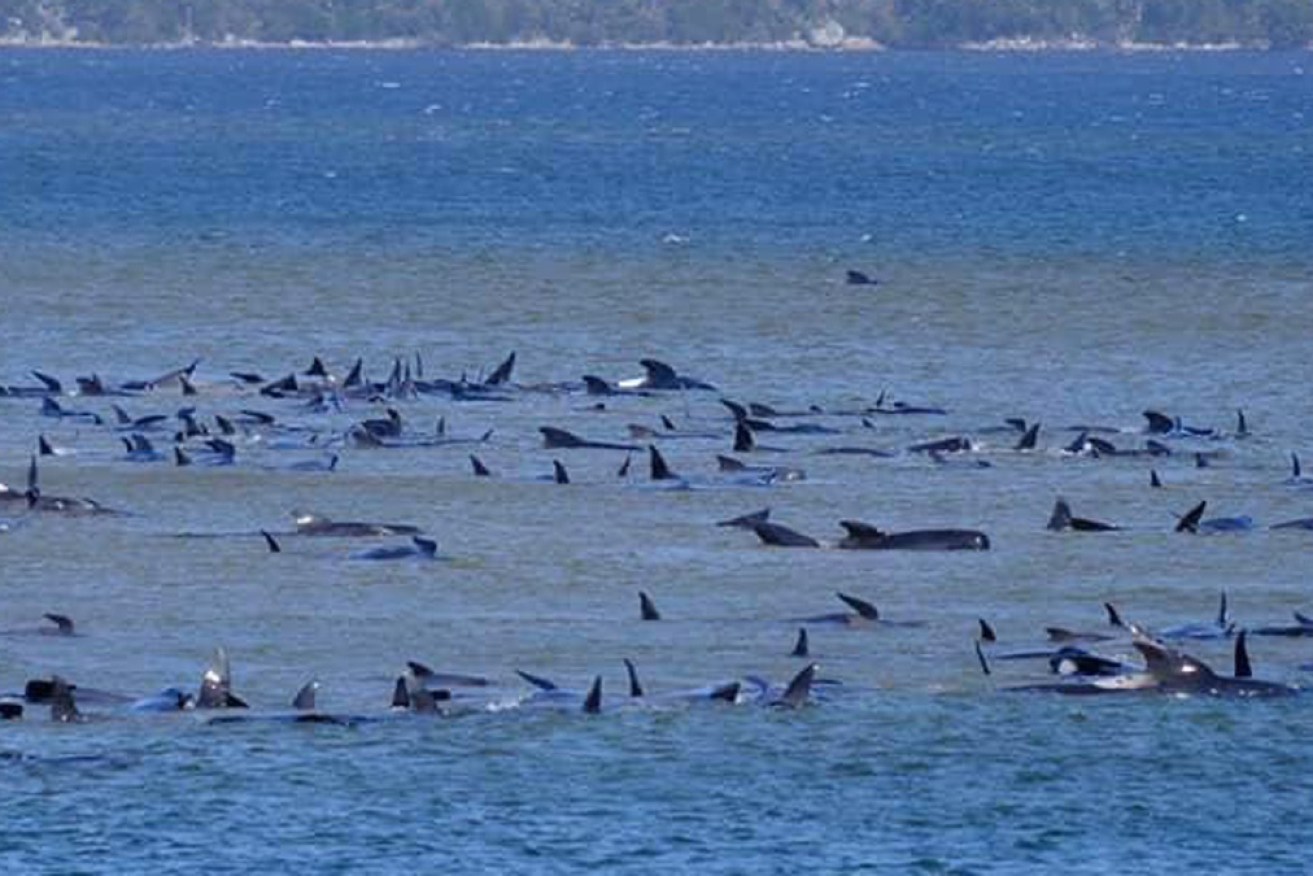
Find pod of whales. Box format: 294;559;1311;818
4;351;1312;728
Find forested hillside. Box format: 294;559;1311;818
2;0;1310;48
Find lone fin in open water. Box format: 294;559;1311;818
260;530;282;553
978;618;997;643
292;680;319;711
791;627;810;657
639;591;661;621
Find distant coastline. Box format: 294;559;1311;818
0;35;1302;53
1;0;1309;52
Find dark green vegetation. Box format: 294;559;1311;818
1;0;1310;48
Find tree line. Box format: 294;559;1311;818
2;0;1310;49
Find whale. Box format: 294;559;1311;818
1045;498;1119;532
617;359;715;392
639;591;662;621
1174;501;1254;534
539;426;641;452
196;647;249;709
799;592;924;628
292;511;422;537
24;455;118;516
836;520;990;551
1251;610;1313;637
350;536;439;561
982;628;1293;698
740;518;989;551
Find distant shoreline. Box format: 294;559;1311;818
0;35;1304;53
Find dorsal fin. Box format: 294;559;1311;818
174;446;192;467
1065;430;1089;454
1175;500;1207;533
113;404;132;425
32;370;62;393
639;591;661;621
470;455;491;477
582;676;603;714
733;421;755;453
716;454;745;472
582;375;612;395
1217;591;1229;626
486;351;515;386
708;681;741;702
1195;452;1209;469
304;356;329;378
791;627;810;657
1150;469;1163;488
660;414;677;432
1046;498;1073;531
539;426;583;449
978;618;996;642
838;519;885;540
515;669;557;692
43;613;74;635
412;536;438;557
552;460;570;485
179;374;197;396
1143;410;1174;434
1015;422;1040;451
1234;630;1252;679
716;507;770;528
214;414;235;435
435;416;446;437
391;677;410;709
1105;602;1125;628
292;680;319;711
640;359;678;385
778;663;817;708
344;357;364;388
260;530;281;553
1294;452;1303;480
648;445;676;481
407;661;434;679
37;435;54;457
721;399;748;422
623;658;644;698
1236;408;1248;437
616;454;631;478
27;454;38;494
836;592;880;621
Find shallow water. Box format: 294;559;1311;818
2;48;1313;872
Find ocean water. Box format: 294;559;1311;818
1;48;1312;873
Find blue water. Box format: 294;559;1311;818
2;48;1313;872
